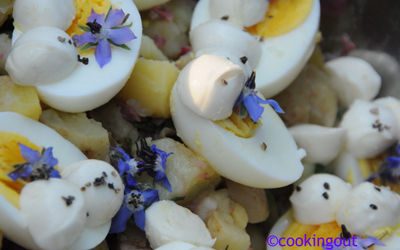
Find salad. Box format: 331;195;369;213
0;0;399;250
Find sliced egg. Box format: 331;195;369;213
190;0;320;98
10;0;142;112
171;86;303;189
0;112;114;250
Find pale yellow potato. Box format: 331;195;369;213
133;0;170;11
226;180;269;224
40;109;110;160
140;35;168;61
119;58;179;118
0;75;41;120
152;138;221;201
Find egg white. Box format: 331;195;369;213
171;86;303;189
269;211;400;250
0;112;111;250
11;0;142;113
190;0;320;98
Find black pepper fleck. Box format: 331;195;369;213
375;186;381;192
77;55;89;65
68;39;72;45
86;212;90;217
221;15;229;21
57;36;66;43
322;192;329;200
111;171;117;177
222;79;228;85
80;186;86;192
93;176;106;187
102;171;108;177
340;224;352;239
370;108;379;115
370;204;378;210
240;56;248;64
323;182;330;190
85;182;92;188
260;142;267;151
295;186;301;192
259;37;264;42
62;196;75;206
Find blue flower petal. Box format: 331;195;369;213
260;99;285;114
88;9;105;26
243;94;264;123
108;27;136;45
116;147;131;161
133;209;146;230
41;148;58;168
8;165;32;181
95;39;112;68
142;189;160;206
73;32;98;47
18;144;41;163
110;205;133;234
161;178;172;192
105;9;126;28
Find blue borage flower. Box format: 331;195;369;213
367;144;400;184
110;139;172;232
8;144;60;182
73;7;136;68
234;72;284;123
110;186;159;232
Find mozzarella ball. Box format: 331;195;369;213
6;27;78;86
62;160;124;228
289;124;346;164
177;54;246;121
326;56;381;107
190;20;262;69
290;174;352;225
336;182;400;236
340;100;398;158
20;179;87;250
13;0;75;31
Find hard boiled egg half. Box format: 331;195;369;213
190;0;320;98
171;54;304;189
0;112;123;250
7;0;142;112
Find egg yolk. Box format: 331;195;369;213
67;0;111;37
282;221;342;250
0;132;42;207
215;113;259;138
247;0;314;38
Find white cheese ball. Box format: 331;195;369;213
340;100;398;158
290;174;352;225
336;182;400;236
20;179;87;250
177;54;246;121
6;26;78;86
62;160;125;228
13;0;75;31
326;56;381;107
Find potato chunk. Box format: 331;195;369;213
119;58;179;118
133;0;170;11
0;76;41;120
40;109;109;160
152;138;220;201
140;35;168;61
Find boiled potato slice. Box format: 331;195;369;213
226;180;269;224
207;211;251;250
0;76;41;120
152;138;220;201
133;0;170;11
119;58;179;118
140;35;168;61
40;109;110;160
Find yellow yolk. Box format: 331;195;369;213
67;0;111;37
283;221;341;250
215;113;259;138
247;0;314;38
0;132;42;207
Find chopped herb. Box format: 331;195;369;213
62;196;75;206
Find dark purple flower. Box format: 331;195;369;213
114;147;143;189
368;144;400;183
235;72;284;123
110;187;159;232
8;144;60;182
73;8;136;68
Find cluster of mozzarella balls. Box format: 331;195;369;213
6;0;78;85
290;174;400;236
20;160;124;250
